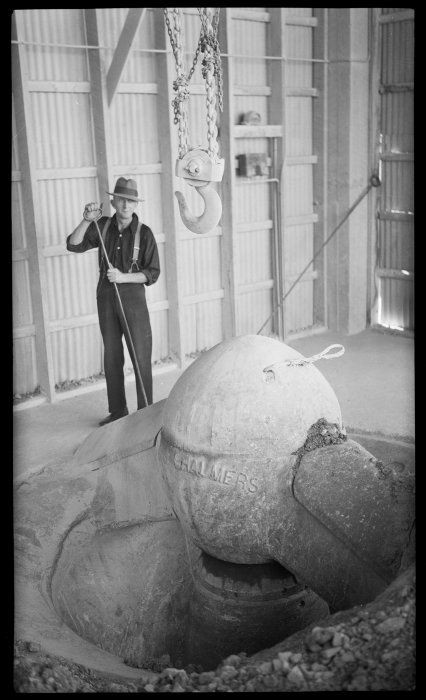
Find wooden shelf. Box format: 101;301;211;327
233;125;283;138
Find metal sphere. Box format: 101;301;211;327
158;335;342;564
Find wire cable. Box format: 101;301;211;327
257;174;381;336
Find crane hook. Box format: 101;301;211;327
175;182;222;235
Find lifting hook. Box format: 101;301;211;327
174;148;225;235
175;182;222;236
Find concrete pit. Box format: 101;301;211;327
15;400;414;682
14;337;415;682
50;528;330;671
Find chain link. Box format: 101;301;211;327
198;8;223;157
164;8;190;156
164;8;223;161
188;35;203;84
199;8;223;113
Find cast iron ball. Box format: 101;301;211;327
158;335;342;564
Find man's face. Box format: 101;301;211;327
112;195;137;220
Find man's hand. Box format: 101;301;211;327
83;202;102;222
107;267;125;284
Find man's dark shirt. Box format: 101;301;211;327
66;213;160;289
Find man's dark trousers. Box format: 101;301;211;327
97;282;153;414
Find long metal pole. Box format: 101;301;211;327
10;39;331;63
93;218;149;409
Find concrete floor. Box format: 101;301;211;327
289;328;414;439
13;328;414;481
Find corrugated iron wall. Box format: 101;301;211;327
375;8;414;331
12;96;38;395
14;9;103;389
12;7;324;396
282;8;317;334
232;10;272;336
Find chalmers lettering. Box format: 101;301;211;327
194;456;207;476
248;476;259;493
236;472;248;488
198;458;209;477
188;456;199;475
173;452;183;470
208;463;224;482
171;449;260;493
223;469;237;486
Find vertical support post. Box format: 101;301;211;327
84;8;114;216
12;11;56;401
326;8;370;334
347;8;370;334
268;7;287;340
312;8;329;330
218;8;237;339
368;8;381;327
153;8;185;366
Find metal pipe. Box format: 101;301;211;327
323;7;329;331
10;39;330;63
10;39;170;51
272;142;283;340
235;177;279;185
220;53;329;63
234;171;284;338
93;217;149;409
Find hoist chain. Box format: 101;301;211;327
164;7;223;161
198;8;223;113
164;8;205;158
164;8;189;156
197;7;222;157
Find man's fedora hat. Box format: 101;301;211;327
107;177;144;202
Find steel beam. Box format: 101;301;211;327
218;8;238;339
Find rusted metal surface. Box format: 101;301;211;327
185;552;329;670
282;439;415;610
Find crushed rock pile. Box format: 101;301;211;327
14;565;415;693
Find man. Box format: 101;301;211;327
67;177;160;425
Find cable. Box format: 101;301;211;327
257;173;381;336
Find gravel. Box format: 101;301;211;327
14;565;415;692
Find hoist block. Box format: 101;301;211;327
158;335;415;610
176;147;225;184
